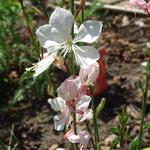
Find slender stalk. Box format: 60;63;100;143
19;0;40;58
70;0;74;37
81;5;84;23
137;58;150;150
90;86;100;150
39;0;49;21
70;1;77;149
85;121;95;149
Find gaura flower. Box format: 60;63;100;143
48;95;92;131
64;126;91;150
79;62;99;85
34;7;103;76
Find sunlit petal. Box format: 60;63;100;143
33;52;56;76
74;20;102;43
75;46;100;68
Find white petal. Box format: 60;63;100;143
49;7;73;40
48;97;66;112
75;46;100;68
36;24;66;49
76;95;91;111
54;115;65;131
33;52;56;77
80;109;93;122
74;20;103;43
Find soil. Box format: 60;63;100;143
0;9;150;150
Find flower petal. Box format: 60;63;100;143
54;115;66;131
36;24;66;49
48;97;66;112
76;95;91;111
33;52;56;77
49;7;73;40
57;76;81;101
79;109;93;122
75;46;100;68
74;20;103;43
79;62;99;84
53;108;71;131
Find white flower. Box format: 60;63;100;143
35;7;103;76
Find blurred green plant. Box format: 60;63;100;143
110;108;131;149
0;0;53;106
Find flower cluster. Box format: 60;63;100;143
35;7;102;149
48;62;99;149
129;0;150;14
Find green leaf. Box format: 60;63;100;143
146;61;150;75
110;127;120;136
129;136;139;150
143;122;150;132
55;0;64;7
110;137;120;150
137;80;145;92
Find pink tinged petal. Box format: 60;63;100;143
65;128;90;146
48;97;66;112
129;0;147;9
36;24;66;49
76;95;91;112
49;7;73;40
147;1;150;13
79;62;99;83
75;46;100;68
33;52;56;77
74;20;103;43
79;130;91;146
58;76;81;101
67;134;80;143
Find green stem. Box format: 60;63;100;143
39;0;49;21
81;5;84;23
70;1;77;149
85;121;95;149
137;58;150;150
19;0;40;58
72;112;78;150
90;86;100;150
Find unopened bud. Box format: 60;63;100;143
96;98;106;116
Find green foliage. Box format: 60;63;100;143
129;136;139;150
0;0;51;106
55;0;65;7
76;0;103;24
110;108;131;149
